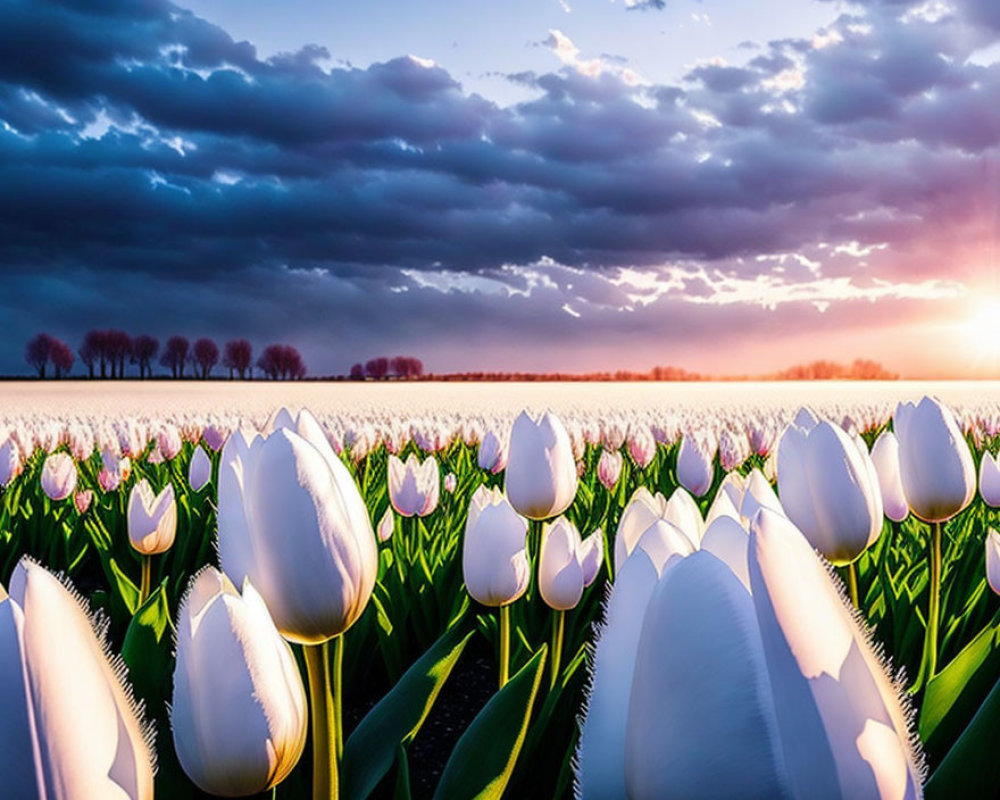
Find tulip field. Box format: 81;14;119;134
4;383;1000;798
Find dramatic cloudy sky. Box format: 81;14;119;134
3;0;1000;376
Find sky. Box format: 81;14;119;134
3;0;1000;377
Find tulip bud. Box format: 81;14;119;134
597;449;623;491
74;490;93;516
478;430;508;473
98;467;121;493
894;397;976;523
0;438;22;486
444;472;457;493
871;431;909;522
0;559;155;798
777;420;883;565
203;424;227;451
676;433;713;497
627;427;656;469
128;480;177;556
539;517;586;611
218;410;378;644
40;452;76;501
172;568;308;797
980;452;1000;508
388;454;440;517
188;445;212;492
505;411;577;520
377;507;394;542
461;486;529;606
987;529;1000;596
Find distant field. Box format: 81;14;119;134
0;380;999;423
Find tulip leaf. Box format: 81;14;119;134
341;624;474;800
920;611;1000;759
432;645;547;800
121;581;175;714
392;745;412;800
109;557;141;616
926;671;1000;799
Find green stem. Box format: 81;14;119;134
333;635;344;761
914;521;943;692
847;562;859;611
139;555;151;605
499;604;511;689
304;641;339;800
550;609;565;691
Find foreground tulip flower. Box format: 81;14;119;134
871;430;909;522
617;510;923;799
676;433;713;497
980;452;1000;508
40;452;76;501
128;479;178;603
777;418;883;605
505;411;577;520
188;444;212;492
218;409;378;800
462;485;529;687
388;453;440;517
894;397;975;524
894;397;976;686
987;529;1000;596
597;449;623;490
0;559;154;799
172;568;308;797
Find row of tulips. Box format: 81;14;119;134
1;396;1000;797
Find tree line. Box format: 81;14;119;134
24;331;307;380
348;356;424;380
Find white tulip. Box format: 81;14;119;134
979;452;1000;508
676;433;714;497
462;486;530;606
188;444;212;492
871;431;909;522
986;529;1000;596
505;411;577;520
171;568;308;797
388;453;440;517
128;480;177;556
40;452;76;501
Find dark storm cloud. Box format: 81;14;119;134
0;0;998;372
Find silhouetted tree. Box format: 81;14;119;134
192;338;220;379
349;362;364;380
104;329;132;378
25;334;55;378
365;357;389;379
50;340;75;378
132;335;159;379
222;339;253;380
160;336;190;378
389;356;424;378
80;330;110;378
257;344;306;380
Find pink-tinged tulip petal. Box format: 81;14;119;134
986;529;1000;596
505;411;577;520
676;434;714;497
539;518;585;611
627;427;656;469
377;508;395;543
203;425;227;451
444;472;457;493
625;551;789;799
74;490;93;516
0;559;155;799
894;397;975;523
40;452;76;501
614;488;668;576
127;480;177;556
477;431;507;474
98;467;120;493
777;421;883;565
171;569;307;797
979;453;1000;508
598;449;623;491
749;509;923;799
871;431;909;522
0;438;21;486
189;445;212;492
577;528;687;798
388;454;440;517
701;515;751;591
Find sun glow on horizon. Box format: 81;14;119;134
960;297;1000;371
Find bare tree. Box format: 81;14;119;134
160;336;190;378
192;337;220;379
132;335;159;379
25;334;55;378
222;339;253;379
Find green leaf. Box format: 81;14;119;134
341;624;473;800
920;611;1000;759
121;581;175;714
926;671;1000;799
432;645;547;800
110;557;141;615
392;745;412;800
